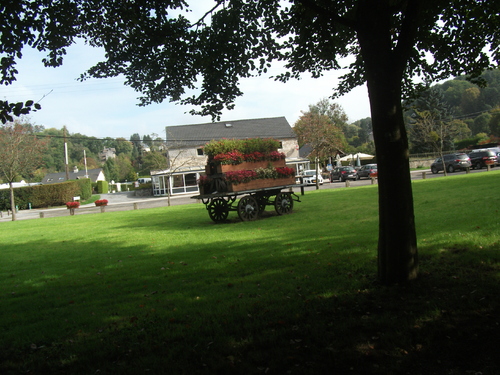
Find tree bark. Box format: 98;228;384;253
356;2;418;284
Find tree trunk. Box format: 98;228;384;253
370;88;419;284
357;3;418;284
315;158;320;190
9;182;16;221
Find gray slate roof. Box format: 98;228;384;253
165;116;295;147
42;168;104;184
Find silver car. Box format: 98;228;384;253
431;153;471;173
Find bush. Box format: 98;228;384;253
96;180;109;194
0;179;92;210
203;138;281;158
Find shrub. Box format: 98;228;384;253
0;180;89;210
203;138;282;159
96;180;109;194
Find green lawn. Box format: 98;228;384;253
1;172;499;374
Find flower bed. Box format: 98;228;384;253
66;201;80;209
204;138;285;166
203;138;281;158
199;138;296;194
216;159;286;173
94;199;108;206
226;176;296;192
198;166;296;194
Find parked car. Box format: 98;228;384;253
480;147;500;166
302;170;324;186
430;153;471;174
357;164;378;179
468;149;497;169
330;166;358;182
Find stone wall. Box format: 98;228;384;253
134;188;153;197
409;158;434;169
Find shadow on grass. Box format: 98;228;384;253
1;229;499;374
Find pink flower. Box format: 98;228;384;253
275;167;295;178
224;170;258;184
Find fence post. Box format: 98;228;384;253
345;179;350;187
39;212;44;218
422;171;426;179
100;206;106;213
134;203;139;210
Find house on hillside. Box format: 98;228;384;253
99;147;116;162
151;116;309;196
42;167;106;184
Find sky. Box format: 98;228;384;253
0;8;372;140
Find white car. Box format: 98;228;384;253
302;170;324;185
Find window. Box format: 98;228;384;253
197;148;204;156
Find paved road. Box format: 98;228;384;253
1;167;494;222
0;191;196;222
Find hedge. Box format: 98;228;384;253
0;179;92;210
96;180;108;194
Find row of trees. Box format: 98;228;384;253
406;69;500;154
0;124;169;184
298;69;500;170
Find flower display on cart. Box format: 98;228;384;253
203;138;285;165
275;167;295;178
213;150;244;165
224;170;258;184
199;166;296;188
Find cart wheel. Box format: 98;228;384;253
256;196;267;214
275;192;294;215
207;198;229;223
237;195;259;221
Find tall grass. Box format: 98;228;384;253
1;171;499;374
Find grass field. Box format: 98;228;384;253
1;171;499;374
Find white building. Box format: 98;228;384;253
152;116;309;196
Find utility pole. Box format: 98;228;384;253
64;126;69;181
84;149;88;178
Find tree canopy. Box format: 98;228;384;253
3;0;499;283
294;101;347;188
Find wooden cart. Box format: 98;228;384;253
191;184;302;223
